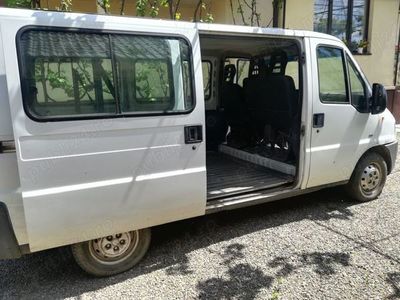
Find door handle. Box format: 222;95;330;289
313;113;325;128
184;125;203;144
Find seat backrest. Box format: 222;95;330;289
263;75;297;130
221;64;244;125
245;59;269;109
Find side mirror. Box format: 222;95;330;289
370;83;387;115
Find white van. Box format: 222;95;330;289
0;8;397;276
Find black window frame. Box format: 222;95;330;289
314;0;371;51
201;60;212;101
316;45;350;105
16;26;196;123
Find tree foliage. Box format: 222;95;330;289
7;0;39;8
7;0;72;11
132;0;213;22
229;0;261;26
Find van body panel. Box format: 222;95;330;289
0;153;28;246
307;38;397;188
0;24;14;141
299;37;314;189
0;21;28;246
1;11;207;251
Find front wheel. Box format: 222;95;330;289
71;228;151;277
346;152;387;202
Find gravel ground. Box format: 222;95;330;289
1;137;399;300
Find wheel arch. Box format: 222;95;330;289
356;145;393;175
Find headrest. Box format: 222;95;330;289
223;64;236;83
268;51;288;75
249;58;268;78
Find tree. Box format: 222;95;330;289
97;0;110;14
132;0;213;22
6;0;39;8
7;0;72;10
230;0;261;26
229;0;281;27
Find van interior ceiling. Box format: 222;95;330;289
200;35;302;201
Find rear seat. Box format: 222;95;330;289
221;64;252;147
244;53;297;144
243;58;269;138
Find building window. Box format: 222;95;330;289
314;0;370;52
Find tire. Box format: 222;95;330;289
71;228;151;277
346;152;387;202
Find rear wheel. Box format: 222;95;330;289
346;152;387;202
71;228;151;277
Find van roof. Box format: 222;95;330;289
0;7;341;43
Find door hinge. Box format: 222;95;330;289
300;125;306;136
300;52;306;64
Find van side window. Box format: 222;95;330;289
113;34;193;114
346;55;368;112
202;61;212;101
317;46;348;103
18;30;194;120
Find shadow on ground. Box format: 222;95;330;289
386;272;400;299
0;187;358;299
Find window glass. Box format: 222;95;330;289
237;59;250;87
285;59;299;89
347;55;367;110
135;60;170;100
331;0;348;41
314;0;329;33
351;0;368;46
317;47;348;103
112;35;193;114
313;0;369;49
202;61;211;100
20;31;116;117
19;30;194;119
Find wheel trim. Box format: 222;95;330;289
360;162;382;194
89;231;140;265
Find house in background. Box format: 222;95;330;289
2;0;400;122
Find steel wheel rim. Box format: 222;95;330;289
89;231;140;265
360;162;382;194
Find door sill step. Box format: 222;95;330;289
219;144;296;176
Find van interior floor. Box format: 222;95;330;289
207;152;294;200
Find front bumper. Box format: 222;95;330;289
385;140;398;174
0;202;21;259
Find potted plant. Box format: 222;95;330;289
357;40;369;54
